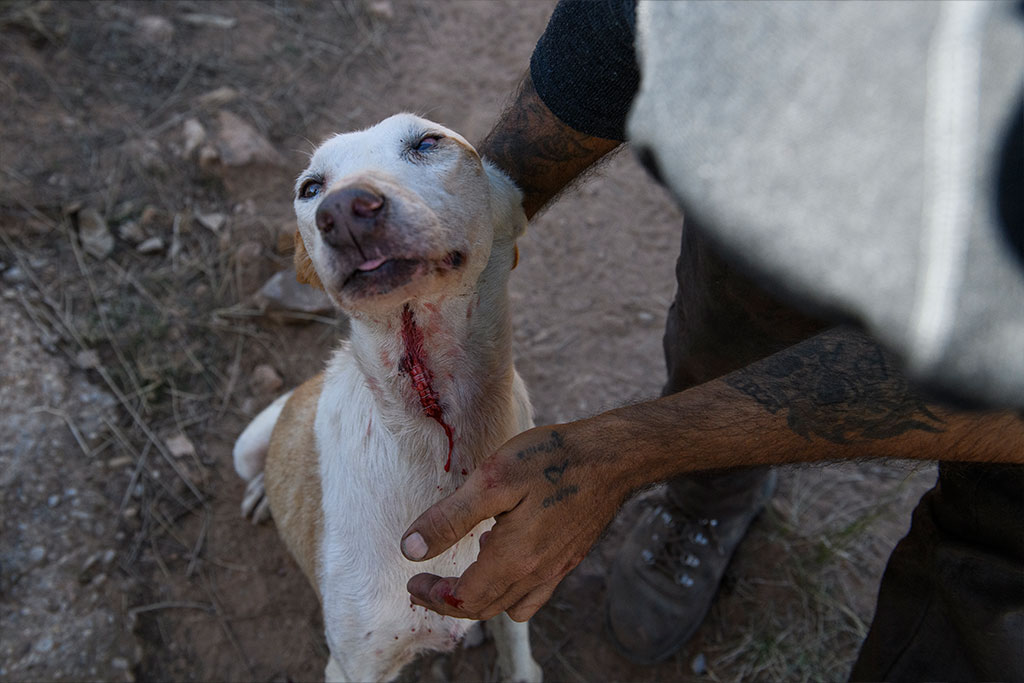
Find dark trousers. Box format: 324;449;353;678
663;221;1024;681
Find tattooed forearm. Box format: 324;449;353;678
724;327;945;444
478;74;621;219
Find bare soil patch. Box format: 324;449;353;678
1;2;935;681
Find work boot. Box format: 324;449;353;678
606;468;777;664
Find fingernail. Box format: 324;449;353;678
403;532;428;560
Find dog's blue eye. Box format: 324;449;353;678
415;136;440;152
299;179;322;199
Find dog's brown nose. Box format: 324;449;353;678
316;187;386;239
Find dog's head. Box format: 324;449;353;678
292;114;525;314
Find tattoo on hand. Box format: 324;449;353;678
542;486;578;508
725;330;945;444
516;430;564;461
543;459;568;484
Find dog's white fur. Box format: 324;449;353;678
232;114;541;682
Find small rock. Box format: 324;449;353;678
232;240;264;294
111;657;129;670
251;364;283;395
255;269;335;318
181;12;237;29
78;208;114;259
34;635;54;654
47;494;60;507
140;206;168;234
75;349;101;369
691;652;707;676
164;433;195;459
367;0;394;20
181;118;206;159
29;546;46;564
195;211;226;232
112;200;139;222
102;549;116;565
197;144;220;171
135;15;174;44
2;265;26;283
117;219;146;244
215;110;283;167
126;138;168;177
136;237;165;254
196;86;238;108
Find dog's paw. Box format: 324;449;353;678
241;472;272;524
462;621;486;649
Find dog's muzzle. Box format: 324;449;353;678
316;186;386;251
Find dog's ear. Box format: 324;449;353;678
293;230;325;291
482;159;527;241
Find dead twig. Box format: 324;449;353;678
128;601;215;616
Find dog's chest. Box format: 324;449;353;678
314;354;493;657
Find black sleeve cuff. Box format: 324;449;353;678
529;0;640;141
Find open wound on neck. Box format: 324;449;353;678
399;304;455;472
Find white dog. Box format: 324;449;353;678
232;114;542;682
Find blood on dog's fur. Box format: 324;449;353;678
399;304;455;472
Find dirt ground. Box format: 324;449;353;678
0;2;937;681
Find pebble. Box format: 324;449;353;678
2;265;26;283
251;364;283;395
195;211;226;232
255;269;335;317
367;0;394;20
135;15;174;44
34;635;54;654
165;433;195;459
29;546;46;564
197;86;238;108
75;349;101;370
215;110;283;167
181;118;206;159
47;494;60;507
136;237;165;254
117;219;146;244
691;652;708;675
77;208;114;259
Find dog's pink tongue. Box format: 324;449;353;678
357;257;387;271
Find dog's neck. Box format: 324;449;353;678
344;246;517;476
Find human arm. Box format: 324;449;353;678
478;73;621;220
402;326;1024;621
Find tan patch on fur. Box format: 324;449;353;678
293;231;325;290
265;373;325;600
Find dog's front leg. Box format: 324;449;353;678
489;613;543;682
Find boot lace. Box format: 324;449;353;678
638;503;722;589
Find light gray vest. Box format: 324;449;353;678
629;1;1024;408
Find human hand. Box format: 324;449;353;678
401;420;631;622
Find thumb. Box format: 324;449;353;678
401;468;518;562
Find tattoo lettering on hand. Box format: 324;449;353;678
725;330;945;444
515;430;564;461
542;485;578;508
543;459;568;484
